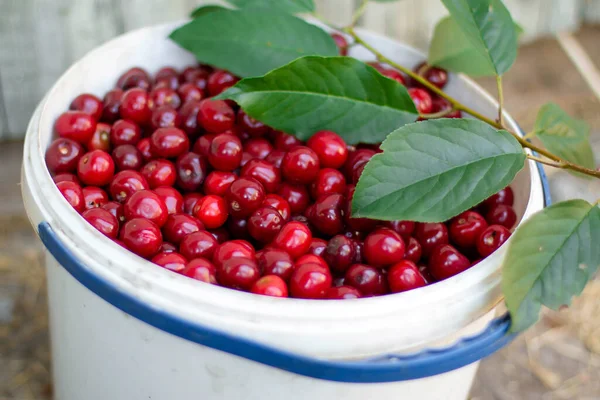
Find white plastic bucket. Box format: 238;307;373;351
22;22;549;400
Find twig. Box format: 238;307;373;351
497;75;505;125
351;0;370;28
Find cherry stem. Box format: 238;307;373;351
496;76;505;126
345;27;600;180
351;0;370;28
526;154;600;178
420;108;456;119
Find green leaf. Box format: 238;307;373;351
190;5;228;18
441;0;518;76
429;17;522;76
351;119;525;221
227;0;315;13
169;9;337;78
532;103;595;175
217;56;418;144
503;200;600;333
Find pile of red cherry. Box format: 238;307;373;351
45;37;517;299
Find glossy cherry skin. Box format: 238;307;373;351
108;170;149;203
326;286;362;299
264;150;286;168
162;214;204;244
262;194;291;222
149;87;181;110
251;275;288;298
137;138;153;162
429;244;471;281
82;186;109;209
45;138;84;174
238;110;269;138
408;88;433;114
330;33;348;56
207;70;239;96
404;237;422;264
290;263;332;299
208;133;243;171
178;82;204;104
486;204;517;229
151;252;187;273
212;240;255;267
193;133;215;156
307;238;328;257
273;221;312;259
193;195;229;229
112;144;143;171
273;131;302;151
54;111;96;144
324;235;356;273
159;242;178;253
110;119;141;146
175;152;208;192
198;99;235;133
210;226;231;244
415;222;449;258
310;168;346;200
101;201;125;225
217;257;260;291
182;258;217;284
344;264;388;297
179;230;219;260
183;193;204;215
343;185;378;232
86;122;111;152
449;211;488;249
53;173;80;184
153;186;184;215
482;186;514;210
248;206;284;243
116;67;151;91
120;218;163;259
244;138;273;160
307;193;345;236
241;159;281;193
414;62;449;89
203;171;236;197
256;248;294;281
281;146;320;185
388;260;427;293
102;89;124;123
307;131;348;169
150;127;189;159
182;67;210;91
120;88;151;125
295;254;328;269
379;68;407;85
385;220;415;239
70;93;103;120
77;150;115;186
431;97;462;118
124;190;169;227
179;101;203;137
277;183;310;215
141;159;177;189
150;106;182;132
225;177;266;218
364;228;405;268
56;181;85;213
477;225;511;257
154;66;180;90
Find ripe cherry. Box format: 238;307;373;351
217;257;260;291
273;131;302;151
281;146;320;184
112;144;143;171
225;219;247;239
82;186;109;209
277;183;310;215
101;201;125;225
150;127;189;158
262;194;291;222
120;218;162;259
273;221;312;259
70;93;103;121
151;105;182;131
183;193;204;215
120;88;151;125
151;252;187;273
324;235;356;273
149;87;181;110
108;170;149;203
162;213;204;244
124;190;168;227
385;220;415;239
307;238;327;257
388;260;427;293
307;131;348;169
137;138;153;162
344;264;388;297
248;206;284;243
408;88;433;114
477;225;511;257
364;228;405;268
343;185;378;232
244;138;273;159
208;133;243;171
415;222;449;258
251;275;289;297
179;101;203;137
379;68;407;85
330;33;348;56
45;138;84;174
56;181;85;213
264;149;286;168
207;70;239;96
54;111;96;144
290;263;332;299
193;195;228;229
256;248;294;281
178;83;204;104
110;119;141;146
77;150;115;186
154;66;180;90
53;173;80;184
198;99;235;133
429;244;471;281
86;122;111;151
326;286;362;299
116;67;151;91
175;152;208;192
225;177;266;218
405;237;422;264
307;193;345;236
212;240;255;267
414;62;449;89
241;159;281;193
203;171;236;197
153;186;184;215
182;258;217;284
449;211;488;249
180;230;219;260
310;168;346;199
482;186;514;210
102;89;123;123
141;159;177;189
238;110;269;137
486;204;517;229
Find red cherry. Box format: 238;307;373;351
379;68;407;85
306;131;348;169
140;159;177;189
330;33;348;56
414;62;449;89
482;186;514;210
405;237;422;264
208;133;242;171
56;181;85;212
212;240;255;267
476;225;511;257
209;227;230;244
70;93;103;121
225;177;266;218
324;235;356;273
281;146;320;184
182;258;217;284
82;186;109;209
431;97;462;118
198;99;235;133
290;263;332;299
152;252;187;273
110;119;141;146
124;190;168;227
180;230;219;260
207;70;239;96
45;138;84;174
101;201;125;225
54;111;96;144
415;222;449;258
241;159;281;193
344;264;388;297
203;171;236;196
183;193;204;215
112;144;143;171
486;204;517;229
150;127;189;158
175;152;208;192
102;89;124;123
116;67;151;91
364;228;405;268
251;275;289;297
162;214;204;244
429;244;471;281
154;66;180;90
149;87;181;110
248;206;284;243
385;220;415;239
295;254;328;270
449;211;488;249
343;185;378;232
265;149;286;168
307;238;327;257
310;168;346;199
179;101;204;138
388;260;427;293
244;138;273;159
326;286;362;299
109;170;150;203
344;149;375;180
53;173;80;184
137;138;153;162
193;195;228;229
256;248;294;281
307;193;345;236
408;88;433;114
153;186;184;215
77;150;115;186
120;88;151;125
273;131;302;151
273;221;312;259
178;83;204;105
193;133;216;156
238;110;269;138
150;106;182;131
217;257;260;291
262;194;291;222
120;218;162;259
86;122;112;151
277;183;310;215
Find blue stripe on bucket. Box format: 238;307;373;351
38;157;552;383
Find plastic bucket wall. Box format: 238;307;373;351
22;22;548;400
